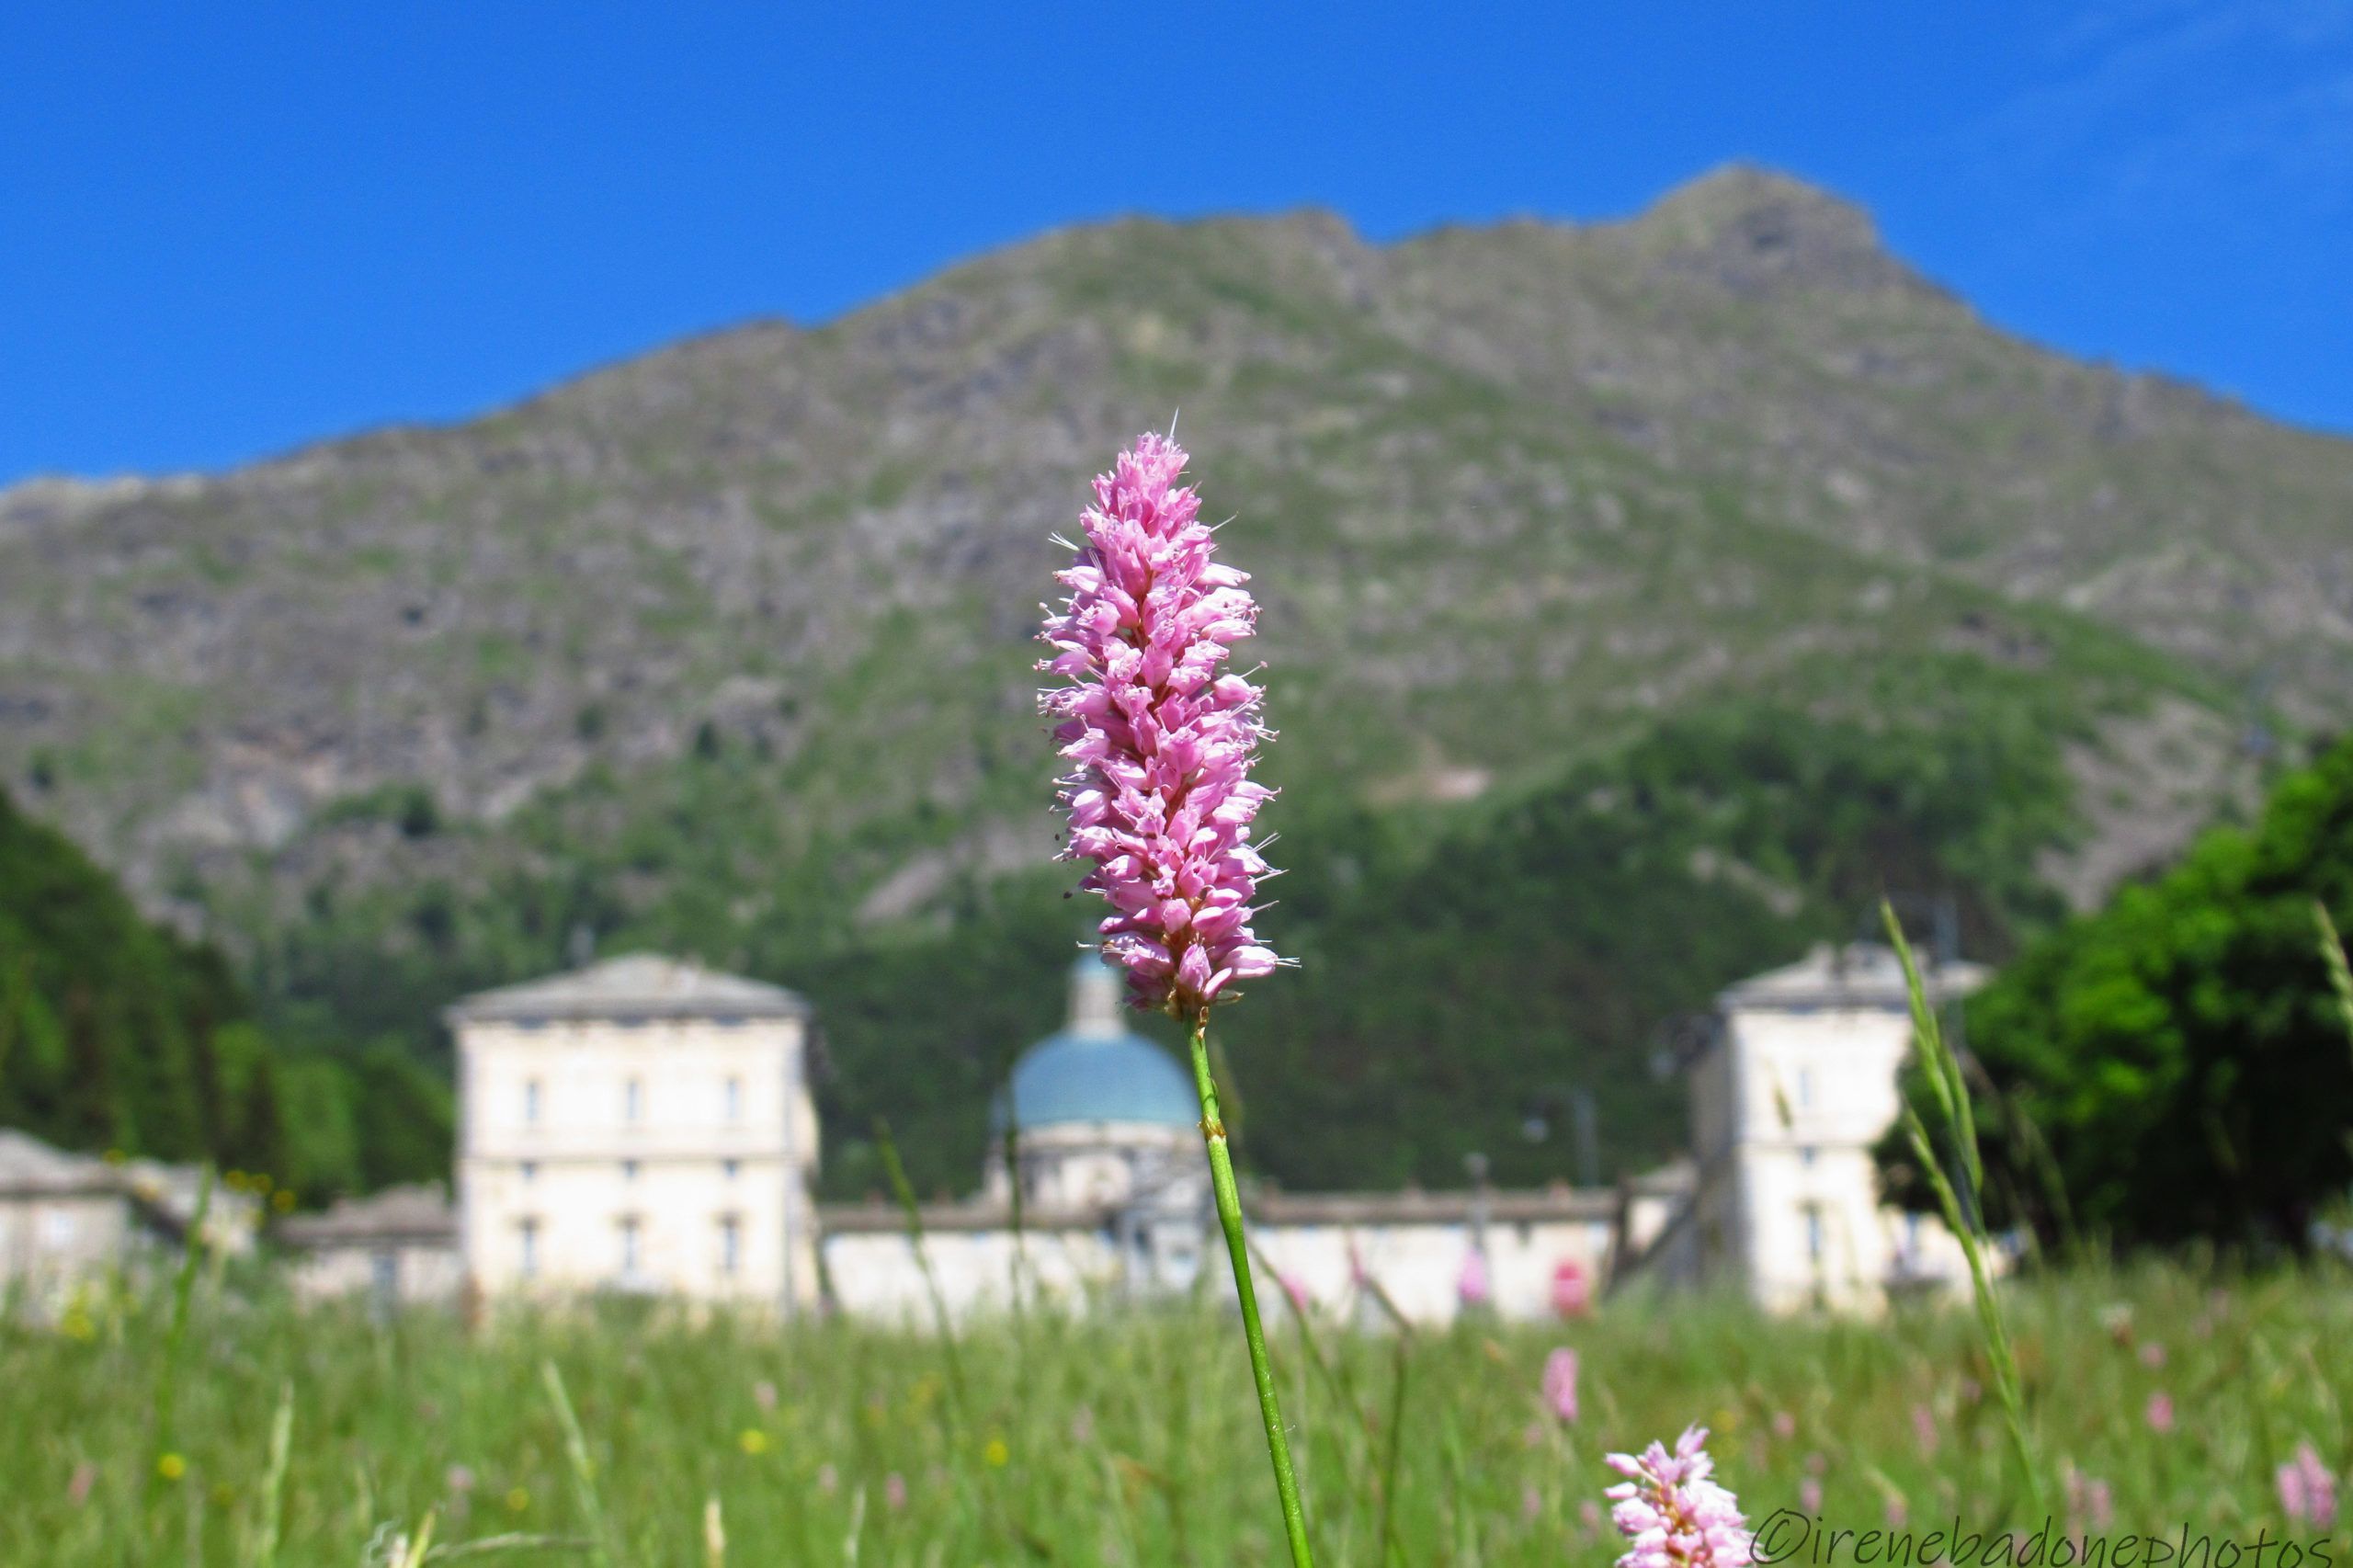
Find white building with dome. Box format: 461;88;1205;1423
275;939;1971;1323
984;955;1202;1214
819;952;1685;1324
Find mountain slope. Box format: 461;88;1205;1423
0;165;2345;1191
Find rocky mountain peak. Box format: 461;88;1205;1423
1624;163;1924;297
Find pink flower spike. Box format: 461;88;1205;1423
2144;1392;2175;1435
1604;1426;1756;1568
1543;1346;1581;1424
1040;434;1287;1018
2279;1441;2337;1529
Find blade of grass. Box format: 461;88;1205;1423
246;1380;293;1568
1882;900;2041;1515
2315;901;2353;1051
873;1118;970;1415
152;1165;214;1488
540;1360;620;1568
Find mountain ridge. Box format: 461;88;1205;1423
0;164;2343;961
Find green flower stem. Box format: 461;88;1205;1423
1187;1014;1314;1568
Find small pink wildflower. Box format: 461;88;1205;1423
753;1380;778;1413
1279;1271;1310;1314
1582;1499;1607;1535
1040;434;1284;1018
1884;1495;1908;1530
2066;1470;2113;1533
2144;1392;2175;1435
2140;1342;2166;1369
1912;1403;1940;1456
2278;1441;2337;1529
1770;1410;1796;1441
884;1471;908;1513
1800;1477;1824;1515
1543;1347;1581;1424
815;1462;838;1494
1605;1426;1756;1568
1458;1248;1492;1308
1524;1483;1544;1522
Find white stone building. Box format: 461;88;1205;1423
0;1130;259;1301
450;955;820;1312
278;1183;462;1309
1686;941;1986;1313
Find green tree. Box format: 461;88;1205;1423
1883;735;2353;1250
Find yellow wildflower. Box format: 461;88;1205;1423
155;1453;187;1482
738;1429;769;1455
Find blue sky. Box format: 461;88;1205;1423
2;2;2347;483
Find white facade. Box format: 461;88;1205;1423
1251;1173;1692;1327
1688;942;1985;1313
451;955;820;1312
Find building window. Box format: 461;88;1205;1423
525;1079;542;1124
619;1216;641;1276
724;1076;742;1122
40;1210;77;1251
519;1218;540;1278
722;1158;739;1180
1796;1066;1814;1109
1799;1145;1817;1168
719;1214;741;1276
624;1078;642;1124
622;1159;639;1182
520;1161;538;1183
1803;1205;1824;1264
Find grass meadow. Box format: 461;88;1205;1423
3;1260;2346;1566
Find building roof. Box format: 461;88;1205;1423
995;1030;1201;1132
1718;942;1986;1013
445;953;812;1025
990;953;1200;1132
278;1184;456;1248
0;1130;116;1196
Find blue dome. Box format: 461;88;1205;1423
993;1028;1200;1133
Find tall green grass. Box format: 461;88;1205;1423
5;1262;2344;1565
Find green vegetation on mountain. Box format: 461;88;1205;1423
1882;733;2353;1251
3;165;2346;1199
0;785;447;1199
225;672;2096;1201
